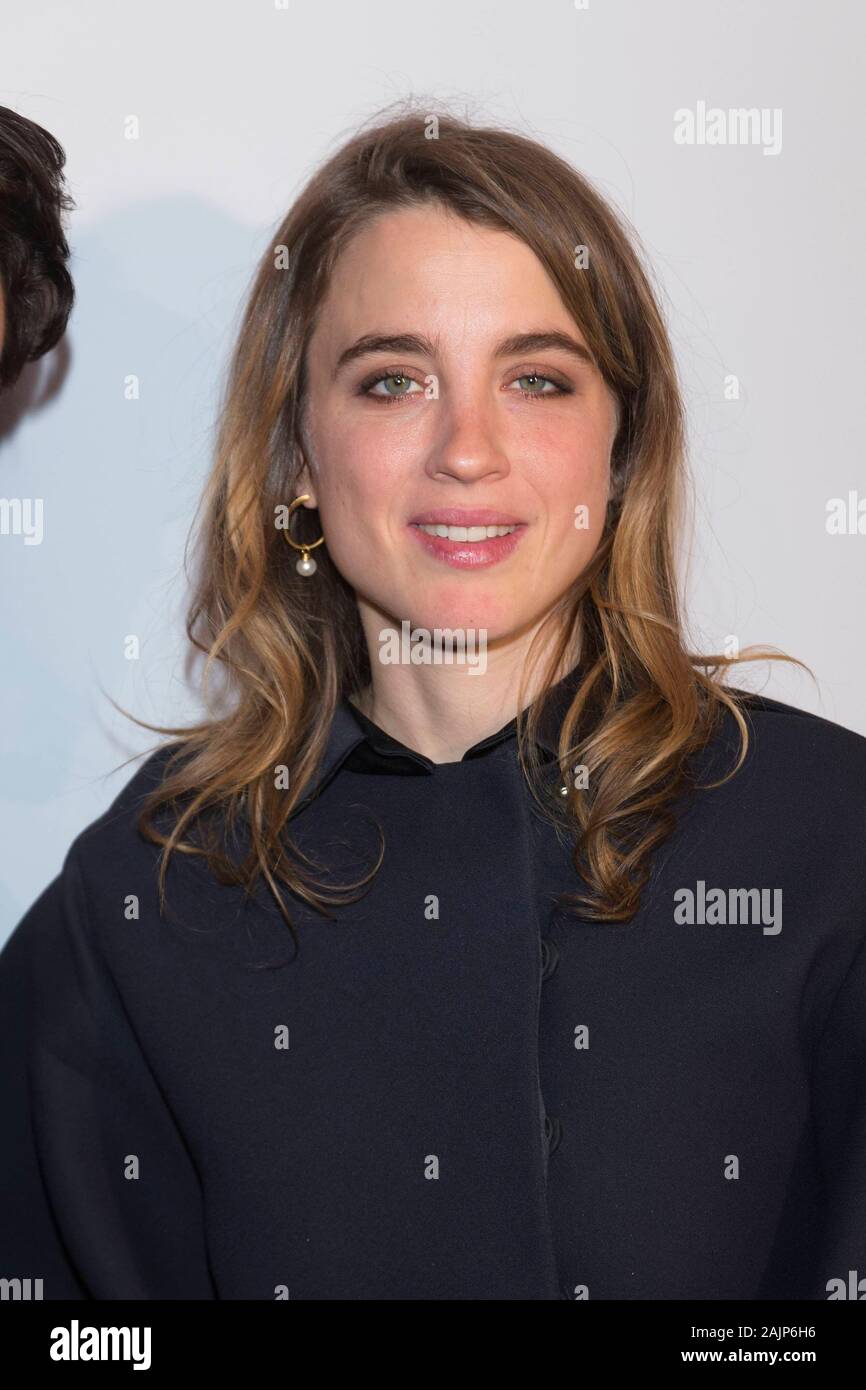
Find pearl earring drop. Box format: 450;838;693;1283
282;494;325;577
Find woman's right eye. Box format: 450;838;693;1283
361;373;424;403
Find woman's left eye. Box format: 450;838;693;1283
509;373;567;400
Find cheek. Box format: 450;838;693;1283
310;432;397;575
532;423;611;542
576;452;610;542
312;396;423;526
314;403;406;496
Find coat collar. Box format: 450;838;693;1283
290;661;584;818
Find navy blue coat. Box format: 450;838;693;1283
2;673;866;1300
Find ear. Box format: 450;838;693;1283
295;450;318;510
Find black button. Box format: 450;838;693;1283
543;1113;562;1156
540;937;559;981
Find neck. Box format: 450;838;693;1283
350;606;579;764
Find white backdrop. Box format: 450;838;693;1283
1;0;863;942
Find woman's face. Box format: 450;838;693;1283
298;204;618;647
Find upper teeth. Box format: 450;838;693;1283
416;523;517;540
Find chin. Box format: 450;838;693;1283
367;597;503;662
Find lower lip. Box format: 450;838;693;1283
408;523;527;568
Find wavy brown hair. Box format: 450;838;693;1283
115;100;807;946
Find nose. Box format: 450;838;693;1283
424;387;511;486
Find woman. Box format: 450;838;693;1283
1;104;864;1302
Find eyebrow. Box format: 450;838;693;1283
332;330;597;379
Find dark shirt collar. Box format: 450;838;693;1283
291;662;583;816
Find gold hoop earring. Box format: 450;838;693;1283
283;494;325;576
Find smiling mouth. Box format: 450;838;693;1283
407;519;527;569
412;522;518;541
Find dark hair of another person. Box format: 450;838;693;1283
0;105;75;388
